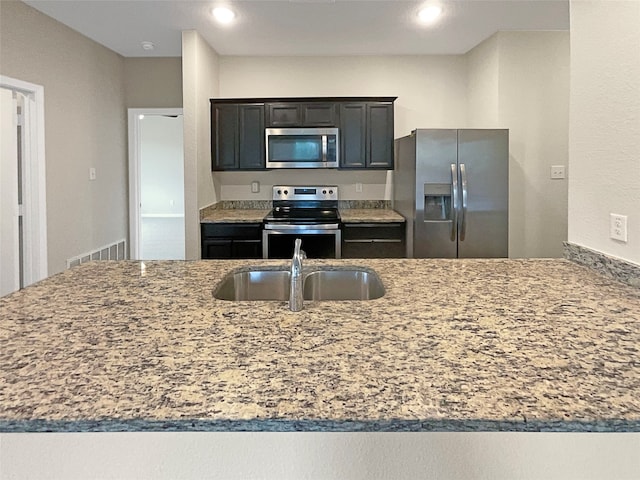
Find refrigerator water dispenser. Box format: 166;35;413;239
423;183;452;221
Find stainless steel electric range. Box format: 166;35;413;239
262;185;341;259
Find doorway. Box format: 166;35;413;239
0;76;47;297
128;108;185;260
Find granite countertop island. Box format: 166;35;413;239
1;258;639;432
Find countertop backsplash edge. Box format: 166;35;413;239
564;242;640;288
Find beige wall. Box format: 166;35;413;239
182;30;220;259
499;31;570;259
0;0;127;275
569;1;640;265
466;31;570;258
466;34;499;127
218;40;569;258
124;57;182;108
219;55;468;137
216;55;467;202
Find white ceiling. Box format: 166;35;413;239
23;0;569;57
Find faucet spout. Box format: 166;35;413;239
289;238;306;311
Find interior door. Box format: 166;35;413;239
457;129;509;258
138;114;185;260
129;109;185;260
0;88;20;296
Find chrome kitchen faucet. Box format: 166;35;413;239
289;238;306;311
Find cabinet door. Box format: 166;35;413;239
202;239;232;259
238;104;265;169
367;103;394;169
231;239;262;259
339;103;367;168
212;104;238;170
302;103;337;126
267;103;301;127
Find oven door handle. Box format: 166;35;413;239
262;226;342;259
264;223;340;231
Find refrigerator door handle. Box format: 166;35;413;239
459;163;468;241
450;163;458;241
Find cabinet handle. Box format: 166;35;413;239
344;239;402;243
344;223;402;229
234;239;261;244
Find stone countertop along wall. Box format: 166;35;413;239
339;209;404;223
200;201;404;224
1;259;639;432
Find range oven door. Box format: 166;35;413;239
262;225;341;259
265;128;339;169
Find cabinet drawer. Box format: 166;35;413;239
201;223;262;239
342;223;404;241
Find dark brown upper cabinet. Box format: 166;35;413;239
211;102;265;171
266;102;337;127
340;101;395;170
211;97;396;171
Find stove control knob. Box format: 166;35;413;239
329;189;334;195
284;189;289;195
322;189;327;195
277;189;282;195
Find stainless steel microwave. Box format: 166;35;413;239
265;127;339;169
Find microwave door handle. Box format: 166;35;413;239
321;135;328;163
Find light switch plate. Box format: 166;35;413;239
89;167;96;181
610;213;628;242
356;183;363;193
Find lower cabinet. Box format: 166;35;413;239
341;222;406;258
201;223;262;259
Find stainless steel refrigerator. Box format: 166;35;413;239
393;129;509;258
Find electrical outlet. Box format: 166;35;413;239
251;181;260;193
355;183;363;193
610;213;628;242
89;167;96;181
550;165;565;179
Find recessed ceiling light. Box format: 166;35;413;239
417;5;442;24
141;41;155;51
212;6;236;24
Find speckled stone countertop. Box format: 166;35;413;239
1;259;639;432
339;208;405;223
200;208;404;223
200;208;270;223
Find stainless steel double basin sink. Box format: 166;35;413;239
213;266;385;302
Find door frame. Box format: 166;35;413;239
127;108;184;260
0;75;48;287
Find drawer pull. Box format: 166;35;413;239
344;239;402;243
